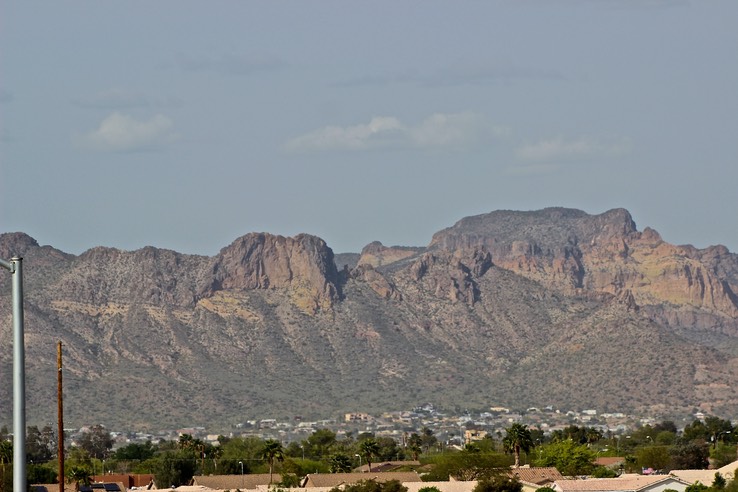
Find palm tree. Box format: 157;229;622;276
358;438;380;473
66;466;92;492
585;428;602;445
260;439;284;484
178;433;195;451
503;423;533;468
407;434;422;461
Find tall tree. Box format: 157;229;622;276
358;438;380;473
407;434;422;461
419;428;438;454
260;439;284;484
27;425;55;462
306;429;337;459
503;424;533;468
152;450;197;488
77;425;113;459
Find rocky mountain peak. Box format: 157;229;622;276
2;208;738;429
0;232;40;258
425;208;738;324
200;232;340;314
357;241;425;268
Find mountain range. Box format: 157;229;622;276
1;207;737;431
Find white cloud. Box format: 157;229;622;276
285;112;506;153
74;112;178;152
515;136;632;161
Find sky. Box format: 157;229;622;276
1;1;737;257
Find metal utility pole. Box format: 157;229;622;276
0;256;26;492
58;341;65;492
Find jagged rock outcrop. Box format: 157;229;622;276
350;264;401;300
429;208;738;331
357;241;424;268
401;249;493;305
199;232;340;314
0;232;40;259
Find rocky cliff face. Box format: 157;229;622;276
199;233;341;314
429;208;738;332
1;208;737;430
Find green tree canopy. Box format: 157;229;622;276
152;450;196;488
306;429;337;459
77;425;114;459
329;454;353;473
423;451;509;481
685;483;709;492
26;425;56;463
114;441;157;461
710;442;738;468
551;426;601;445
533;440;595;476
473;475;522;492
636;445;670;471
375;436;403;461
66;465;92;491
217;436;266;474
712;472;727;490
670;442;710;470
330;479;408;492
418;487;442;492
590;467;618;478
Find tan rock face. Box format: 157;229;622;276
582;231;738;317
199;232;340;314
2;209;738;429
351;264;402;300
357;241;424;268
403;249;492;305
429;208;738;326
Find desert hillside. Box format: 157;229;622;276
1;207;736;430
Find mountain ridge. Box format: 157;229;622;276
1;207;737;430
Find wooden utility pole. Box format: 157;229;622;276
57;342;64;492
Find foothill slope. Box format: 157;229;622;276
1;207;737;429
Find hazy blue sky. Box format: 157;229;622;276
2;1;737;256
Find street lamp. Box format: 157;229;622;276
0;256;26;492
355;454;362;471
239;461;244;488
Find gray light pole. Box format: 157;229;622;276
0;256;26;492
